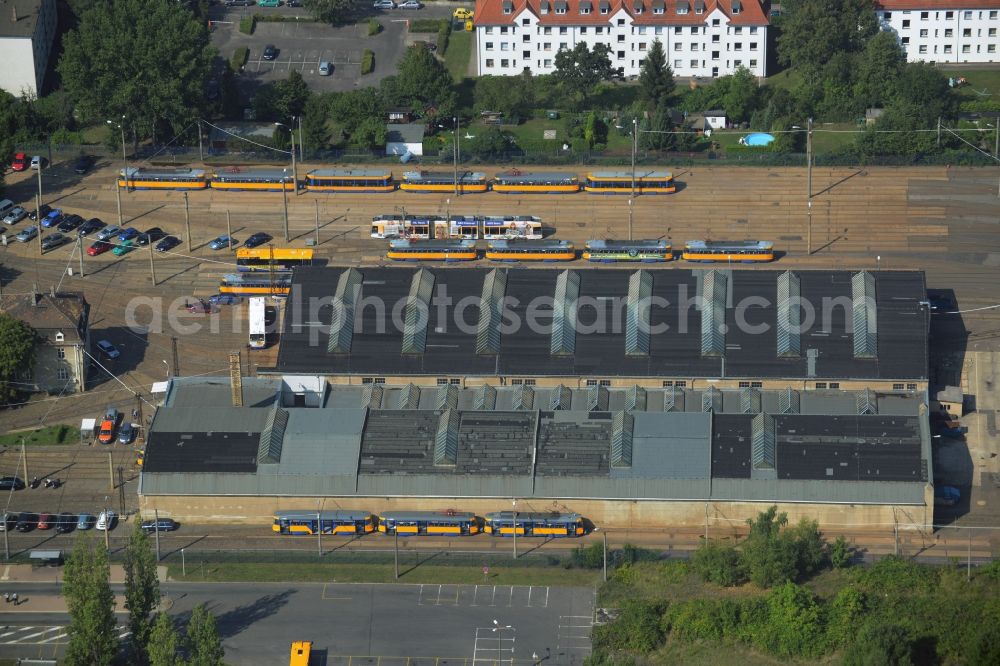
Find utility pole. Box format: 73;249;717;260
197;120;204;163
148;240;157;286
512;500;517;560
314;200;320;246
453;116;459;196
184;192;192;252
281;170;290;242
35;158;42;221
108;452;114;491
298;115;304;163
316;510;322;557
227;210;233;250
602;531;608;582
937;117;942;148
115;175;123;226
631;117;637;200
20;444;27;484
806;117;813;255
394;529;399;579
154;509;161;562
77;236;85;278
290;124;298;197
171;336;180;377
967;529;972;581
37;213;43;257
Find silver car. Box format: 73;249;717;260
14;226;38;242
2;207;26;225
96;225;122;241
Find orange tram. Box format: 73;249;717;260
272;510;587;537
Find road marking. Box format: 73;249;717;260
1;565;8;581
470;584;479;606
17;627;63;642
38;632;67;644
321;583;351;600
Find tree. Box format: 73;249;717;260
721;67;759;124
352;116;387;149
854;31;906;110
742;506;798;588
302;0;356;24
583;112;608;148
553;43;614;108
637;40;674;108
830;535;853;568
692;540;746;586
253;70;312;123
186;604;225;666
330;88;386;135
777;0;878;73
465;127;513;158
473;74;535;121
302;93;333;152
388;45;456;118
58;0;214;146
63;532;118;666
147;613;183;666
0;313;35;404
841;623;912;666
124;521;161;664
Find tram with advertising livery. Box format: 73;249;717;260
583;240;673;262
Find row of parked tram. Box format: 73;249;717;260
387;239;776;263
272;510;587;537
116;167;677;195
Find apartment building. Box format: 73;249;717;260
876;0;999;63
0;0;57;96
474;0;769;78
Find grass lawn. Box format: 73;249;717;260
505;114;633;154
167;561;601;586
0;424;80;446
764;67;803;92
444;30;473;82
953;66;1000;101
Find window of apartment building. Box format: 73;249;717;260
617;18;625;25
690;58;698;67
829;382;840;389
555;5;566;13
902;37;910;44
653;5;663;13
57;368;69;381
750;26;757;34
712;34;720;42
734;26;742;33
581;3;591;12
963;28;971;37
883;11;891;20
677;4;687;14
943;45;952;53
963;10;971;19
579;26;587;33
543;26;552;34
944;28;952;37
918;45;927;53
543;42;551;50
712;18;719;25
437;378;449;385
815;382;827;389
560;26;567;34
920;29;928;37
522;18;530;24
732;2;740;13
638;57;645;66
485;26;494;34
691;26;698;33
892;383;905;390
674;42;682;50
639;42;647;50
544;58;552;66
749;59;757;68
696;4;704;14
735;59;742;66
486;59;495;66
712;50;719;60
991;28;997;37
618;34;625;42
750;41;758;50
637;26;646;34
559;41;567;48
617;50;625;59
501;26;509;33
691;43;698;51
595;26;604;33
523;50;531;58
990;45;997;53
601;4;609;13
674;59;682;68
655;26;663;34
501;42;510;50
907;383;917;391
962;44;970;53
486;42;495;50
674;26;682;34
991;10;998;19
902;19;909;28
501;59;510;66
945;10;952;19
57;348;65;359
523;34;530;42
920;11;928;19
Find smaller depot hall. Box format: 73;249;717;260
138;376;933;531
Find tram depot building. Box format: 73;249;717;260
139;267;936;531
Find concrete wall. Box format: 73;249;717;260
139;492;933;532
30;341;87;393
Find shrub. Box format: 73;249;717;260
841;623;912;666
361;50;375;75
571;543;604;569
409;18;444;32
238;15;255;34
752;583;827;659
830;535;853;568
592;599;665;654
437;19;451;54
692;540;746;587
368;18;381;36
230;47;249;72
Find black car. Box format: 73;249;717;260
155;235;181;252
78;217;105;236
15;512;38;532
0;513;15;531
287;0;302;5
262;44;278;61
72;155;94;174
140;518;179;534
225;0;254;5
55;512;77;533
57;214;85;233
0;476;24;491
28;204;52;221
243;232;272;248
136;227;166;246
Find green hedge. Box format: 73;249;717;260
238;15;255;34
254;13;319;23
230;47;249;72
361;49;375;75
409;18;445;32
437;19;452;54
368;18;382;36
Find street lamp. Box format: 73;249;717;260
162;359;170;380
511;498;517;560
876;255;881;272
453;116;460;197
492;620;512;666
107;116;128;226
274;120;298;194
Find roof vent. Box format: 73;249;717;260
396;383;421;410
777;387;799;414
702;386;721;413
751;413;776;470
663;385;679;412
512;384;535;410
740;387;761;414
701;270;727;357
476;268;507;356
433;409;460;466
551;270;580;356
474;384;497;410
328;268;362;353
587;384;610;412
363;384;384;409
856;388;877;415
402;269;435;355
436;384;459;410
776;270;801;357
625;385;646;412
851;271;878;358
610;412;634;468
625;270;652;356
549;384;572;410
257;404;288;464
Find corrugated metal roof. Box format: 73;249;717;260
150;408;269;433
271;409;365;476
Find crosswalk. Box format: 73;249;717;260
0;625;130;645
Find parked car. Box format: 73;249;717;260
112;239;135;256
262;44;278;60
30;156;44;170
87;240;113;256
141;518;179;534
72;154;95;174
208;293;241;306
10;152;28;172
453;7;474;19
0;512;16;532
55;512;77;533
41;209;63;228
78;218;105;236
96;510;117;531
209;235;236;250
373;0;395;7
96;225;122;241
118;421;134;445
96;339;121;360
57;214;85;233
41;233;69;252
186;299;216;314
14;226;38;243
98;416;116;444
398;1;422;8
287;0;302;6
156;235;181;252
224;0;254;5
0;477;25;491
28;204;51;221
15;512;38;532
37;513;54;530
3;206;27;225
243;232;272;248
136;227;166;246
318;61;332;76
77;513;95;530
118;227;139;242
258;0;280;6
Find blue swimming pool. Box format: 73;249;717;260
742;133;775;147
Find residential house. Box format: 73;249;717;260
386;123;425;157
0;0;57;96
876;1;999;64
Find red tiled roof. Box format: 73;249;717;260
474;0;769;26
875;0;999;9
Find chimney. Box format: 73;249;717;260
229;350;243;407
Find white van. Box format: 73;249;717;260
0;200;15;218
319;61;332;76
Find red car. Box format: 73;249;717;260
37;513;54;530
87;240;112;256
185;299;216;314
10;153;27;172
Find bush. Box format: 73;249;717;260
592;599;665;654
361;50;375;75
368;18;381;36
752;583;827;659
230;47;249;72
692;540;746;587
571;543;604;569
437;19;451;54
841;623;912;666
830;535;853;568
238;15;255;34
409;18;444;32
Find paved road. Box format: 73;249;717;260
0;581;595;665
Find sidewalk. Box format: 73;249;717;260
0;593;128;614
0;564;168;584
